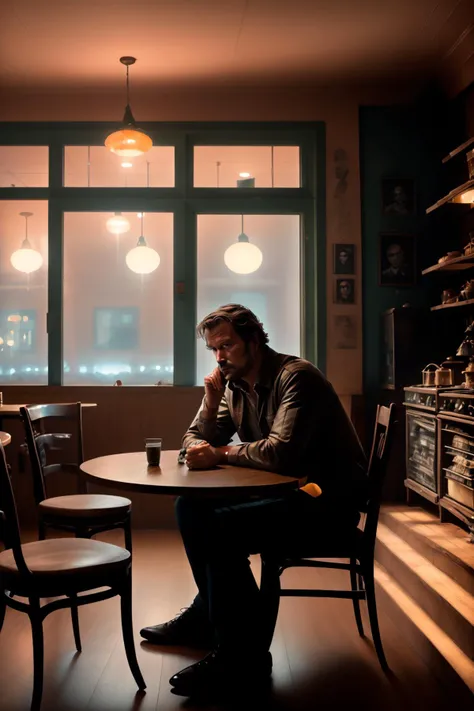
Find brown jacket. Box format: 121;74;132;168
183;349;368;508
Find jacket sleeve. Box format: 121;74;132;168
182;393;237;449
227;369;317;473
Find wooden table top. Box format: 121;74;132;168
0;432;12;447
80;450;299;497
0;403;97;417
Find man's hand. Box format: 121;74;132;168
185;442;225;469
203;367;226;411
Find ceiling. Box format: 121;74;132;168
0;0;469;90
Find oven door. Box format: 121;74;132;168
406;410;437;493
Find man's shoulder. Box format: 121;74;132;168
273;352;326;385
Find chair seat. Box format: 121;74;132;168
39;494;131;519
0;537;130;577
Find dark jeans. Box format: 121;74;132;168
175;490;360;657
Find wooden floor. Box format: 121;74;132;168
0;530;469;711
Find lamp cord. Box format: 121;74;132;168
241;215;244;233
87;145;91;188
24;214;28;241
126;65;130;106
271;145;274;188
216;161;220;187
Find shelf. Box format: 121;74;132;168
422;253;474;275
442;137;474;163
431;298;474;311
426;178;474;214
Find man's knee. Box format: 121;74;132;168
175;496;213;529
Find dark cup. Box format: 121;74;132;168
145;438;162;467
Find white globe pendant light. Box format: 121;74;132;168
125;214;160;274
10;212;43;274
106;212;130;235
224;216;263;275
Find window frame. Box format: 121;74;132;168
0;121;325;386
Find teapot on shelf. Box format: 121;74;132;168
459;280;474;301
463;358;474;389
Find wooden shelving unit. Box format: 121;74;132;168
430;298;474;312
442;137;474;163
425;178;474;214
422;253;474;275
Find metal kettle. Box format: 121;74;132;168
434;364;453;386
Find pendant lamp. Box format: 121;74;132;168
106;212;130;235
10;212;43;274
125;213;160;274
224;216;263;275
105;57;152;157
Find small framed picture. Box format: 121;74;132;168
334;315;357;349
334;278;355;304
333;244;355;274
382;178;415;216
379;233;416;287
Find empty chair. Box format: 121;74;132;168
21;404;132;552
0;442;146;710
260;403;396;671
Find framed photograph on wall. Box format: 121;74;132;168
379;233;416;287
334;315;357;349
334;278;356;304
381;178;415;216
333;244;355;274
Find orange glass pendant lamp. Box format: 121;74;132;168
105;57;152;157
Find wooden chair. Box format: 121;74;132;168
21;404;133;552
260;404;396;671
0;442;146;710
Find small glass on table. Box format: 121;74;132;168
145;437;162;467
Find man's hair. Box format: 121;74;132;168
197;304;269;348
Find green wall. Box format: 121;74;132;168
360;97;460;395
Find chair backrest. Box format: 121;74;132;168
20;403;84;505
362;404;396;553
0;443;31;576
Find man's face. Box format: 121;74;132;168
340;280;351;299
339;250;348;264
393;186;406;204
387;244;404;268
205;321;256;382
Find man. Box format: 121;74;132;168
336;279;354;304
384;184;409;215
140;304;367;696
382;242;411;284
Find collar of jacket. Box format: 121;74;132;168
227;347;280;394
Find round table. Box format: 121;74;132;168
80;450;299;497
0;432;11;447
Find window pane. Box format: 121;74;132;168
0;201;48;383
194;146;300;187
63;212;173;385
196;214;300;383
64;146;175;187
0;147;48;187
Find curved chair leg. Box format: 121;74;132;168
259;557;282;651
349;559;364;637
124;517;133;555
120;571;146;690
28;597;45;711
69;594;82;652
363;565;389;672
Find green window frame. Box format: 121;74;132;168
0;121;326;386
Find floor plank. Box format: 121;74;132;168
0;530;468;711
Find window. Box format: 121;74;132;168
64;146;175;187
94;308;139;350
63;212;173;385
0;201;48;384
193;146;300;188
196;214;301;383
0;147;48;187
